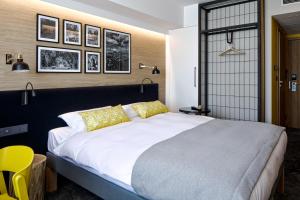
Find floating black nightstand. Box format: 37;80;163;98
179;107;211;116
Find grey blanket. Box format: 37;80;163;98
131;119;285;200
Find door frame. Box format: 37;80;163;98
271;17;279;125
271;17;287;125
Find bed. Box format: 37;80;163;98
47;112;287;200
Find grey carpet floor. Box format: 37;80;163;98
46;129;300;200
275;129;300;200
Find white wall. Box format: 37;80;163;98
184;4;198;27
167;27;199;112
166;4;199;110
265;0;300;122
108;0;183;28
166;35;172;109
43;0;184;33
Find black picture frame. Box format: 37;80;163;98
37;14;59;43
85;24;101;48
36;46;82;73
63;20;82;46
85;51;101;74
103;29;131;74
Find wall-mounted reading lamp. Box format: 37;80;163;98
139;63;160;74
6;54;30;72
140;78;154;94
22;82;36;106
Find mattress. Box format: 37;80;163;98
48;113;287;200
251;130;287;200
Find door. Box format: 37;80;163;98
167;26;198;112
285;39;300;128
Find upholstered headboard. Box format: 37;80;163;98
0;84;159;153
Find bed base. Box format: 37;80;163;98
278;166;285;194
46;152;146;200
269;164;285;200
46;152;285;200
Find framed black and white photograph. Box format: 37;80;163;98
85;25;101;48
37;14;59;43
37;46;81;73
104;29;131;74
63;20;82;46
85;51;101;73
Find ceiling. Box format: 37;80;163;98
274;11;300;34
43;0;211;33
170;0;207;6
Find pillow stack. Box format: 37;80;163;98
58;101;169;132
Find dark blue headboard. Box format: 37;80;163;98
0;84;159;153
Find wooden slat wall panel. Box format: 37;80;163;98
0;0;166;101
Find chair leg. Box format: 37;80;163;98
8;172;16;197
45;167;57;193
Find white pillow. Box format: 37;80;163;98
58;106;111;133
48;127;75;152
122;104;139;119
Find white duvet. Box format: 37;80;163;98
53;112;213;186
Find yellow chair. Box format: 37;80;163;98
0;146;34;200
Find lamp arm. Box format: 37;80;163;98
140;78;154;94
6;54;23;62
142;78;154;85
25;82;34;91
7;58;15;62
139;63;154;69
25;82;36;97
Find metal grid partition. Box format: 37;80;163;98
283;0;300;4
199;0;261;121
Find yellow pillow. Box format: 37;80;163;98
132;101;168;119
79;105;130;132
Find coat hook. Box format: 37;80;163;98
226;30;233;44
